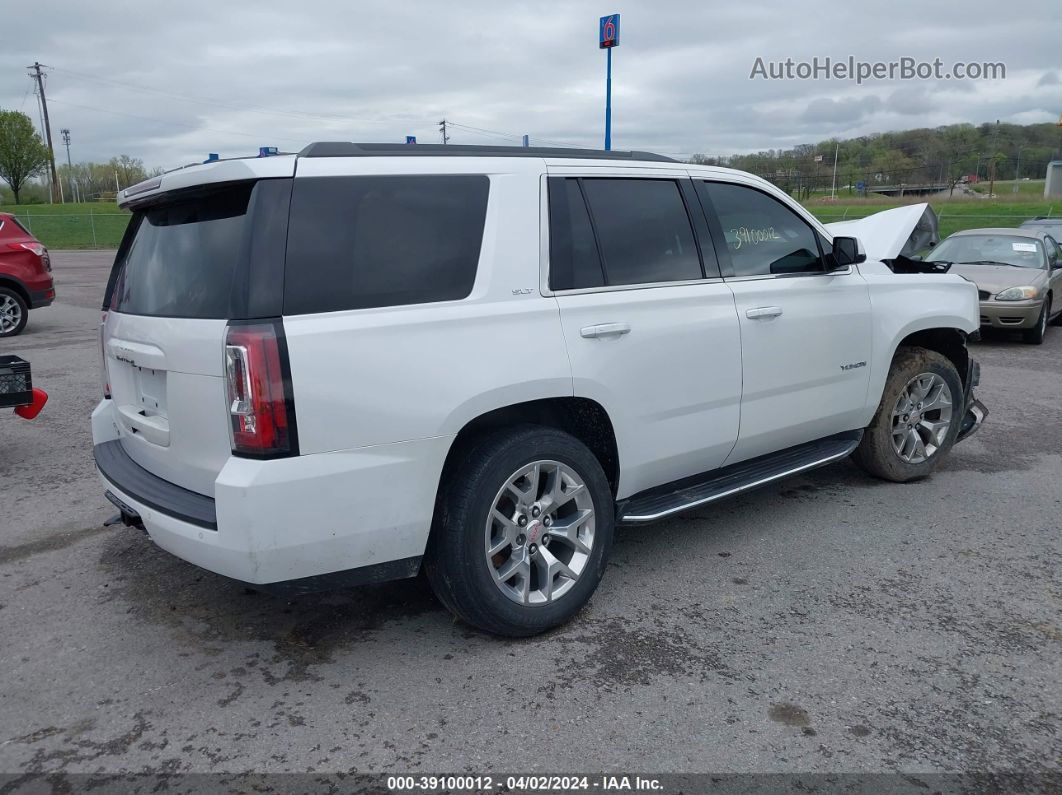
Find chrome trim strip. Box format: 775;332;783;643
725;267;853;283
620;442;859;523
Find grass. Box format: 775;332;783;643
2;193;1060;250
0;202;130;249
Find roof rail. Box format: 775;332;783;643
298;141;676;162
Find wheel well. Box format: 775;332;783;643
896;328;970;385
0;278;30;307
441;398;620;496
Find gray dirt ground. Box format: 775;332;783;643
0;251;1059;779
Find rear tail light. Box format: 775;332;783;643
224;321;298;458
99;311;111;399
6;242;50;271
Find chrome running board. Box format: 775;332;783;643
617;430;862;524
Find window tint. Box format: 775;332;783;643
285;175;489;314
548;178;604;290
697;182;824;277
580;179;703;286
110;182;252;318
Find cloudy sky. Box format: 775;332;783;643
2;0;1060;170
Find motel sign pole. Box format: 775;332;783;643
600;14;620;151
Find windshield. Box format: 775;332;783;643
927;234;1044;268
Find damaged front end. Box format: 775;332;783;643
826;202;945;273
957;358;988;443
827;204;988;443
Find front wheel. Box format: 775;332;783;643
1023;301;1049;343
425;425;614;637
853;347;963;483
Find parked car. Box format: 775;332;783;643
0;213;54;337
92;144;986;636
924;227;1062;344
1019;217;1062;240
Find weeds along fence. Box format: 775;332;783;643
11;211;130;250
8;206;1061;251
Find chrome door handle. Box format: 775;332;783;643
580;322;631;339
746;306;783;320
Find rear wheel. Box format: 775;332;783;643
425;425;614;637
1023;302;1048;344
0;288;28;337
853;347;963;483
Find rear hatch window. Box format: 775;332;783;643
109;183;253;319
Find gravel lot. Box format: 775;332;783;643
1;252;1059;783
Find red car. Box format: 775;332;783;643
0;213;54;337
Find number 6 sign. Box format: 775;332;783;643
599;14;620;48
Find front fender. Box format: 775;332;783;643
861;267;979;424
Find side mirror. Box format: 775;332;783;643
831;236;866;269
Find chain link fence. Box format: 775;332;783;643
10;212;130;250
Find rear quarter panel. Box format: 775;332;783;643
283;162;573;455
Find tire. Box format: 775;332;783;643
1022;302;1048;344
853;347;964;483
0;287;28;338
424;425;614;637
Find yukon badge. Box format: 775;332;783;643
840;361;867;372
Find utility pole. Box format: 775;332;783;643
438;119;449;145
988;119;1000;197
27;62;60;203
830;143;839;199
1013;147;1022;193
60;128;74;203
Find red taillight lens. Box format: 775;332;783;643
7;242;49;270
225;321;298;457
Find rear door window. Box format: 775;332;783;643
284;175;489;314
109;182;253;318
579;178;703;286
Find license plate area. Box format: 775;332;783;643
135;366;168;418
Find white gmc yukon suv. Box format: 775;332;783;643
93;143;986;636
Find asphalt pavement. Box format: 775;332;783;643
0;251;1059;784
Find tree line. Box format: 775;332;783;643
690;121;1062;198
0;108;158;205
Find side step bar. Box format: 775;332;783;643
617;430;862;525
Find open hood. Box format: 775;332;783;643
825;203;939;264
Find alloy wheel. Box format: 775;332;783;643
485;460;596;605
891;372;954;464
0;294;22;334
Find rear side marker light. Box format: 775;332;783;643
225;321;299;458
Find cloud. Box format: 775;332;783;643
1;0;1059;167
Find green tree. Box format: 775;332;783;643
0;109;50;204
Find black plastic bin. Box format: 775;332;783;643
0;355;33;409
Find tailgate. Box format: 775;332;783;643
103;312;230;497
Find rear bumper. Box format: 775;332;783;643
978;300;1042;329
91;409;452;588
28;287;55;309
